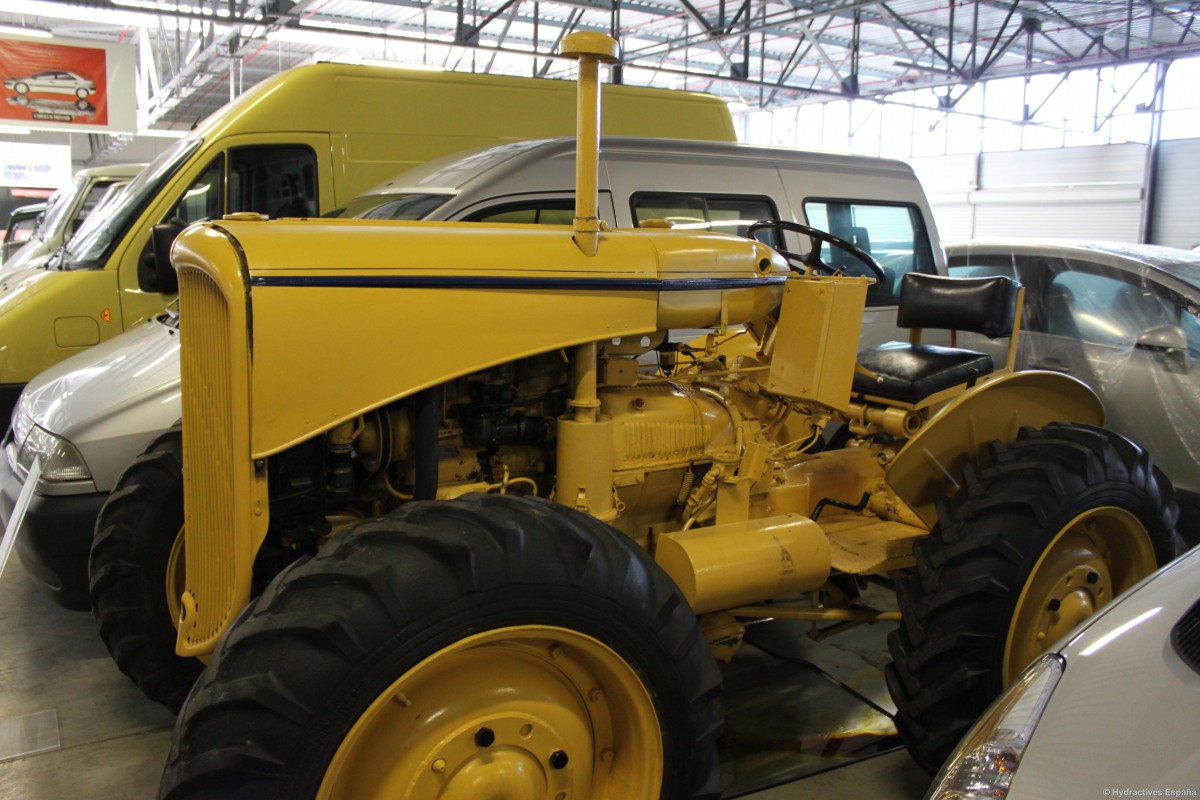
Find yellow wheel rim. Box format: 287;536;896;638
317;625;664;799
1003;506;1156;684
165;526;186;627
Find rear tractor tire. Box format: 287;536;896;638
89;427;202;713
158;493;723;800
887;422;1177;772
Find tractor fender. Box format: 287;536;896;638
886;370;1104;527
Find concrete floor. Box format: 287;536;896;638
0;558;931;799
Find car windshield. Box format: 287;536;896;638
62;137;202;269
33;178;82;242
340;193;453;220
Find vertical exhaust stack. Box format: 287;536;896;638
561;31;618;258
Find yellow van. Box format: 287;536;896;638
0;62;734;419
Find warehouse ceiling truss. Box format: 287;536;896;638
1;0;1198;143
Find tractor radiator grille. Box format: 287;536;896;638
179;267;240;650
1172;598;1200;677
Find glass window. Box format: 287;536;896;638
73;180;118;231
630;192;780;247
466;200;576;225
63;137;202;268
1180;305;1200;357
169;154;224;225
803;199;936;306
229;146;318;218
339;193;449;221
1041;268;1175;346
947;255;1019;281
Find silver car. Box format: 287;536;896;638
926;541;1200;798
948;240;1200;545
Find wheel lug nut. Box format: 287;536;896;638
1086;571;1100;584
475;727;495;748
1047;598;1061;612
549;750;569;770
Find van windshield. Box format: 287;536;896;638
61;138;202;269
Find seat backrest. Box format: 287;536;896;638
850;226;871;254
897;272;1021;340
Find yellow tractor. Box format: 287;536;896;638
155;33;1177;799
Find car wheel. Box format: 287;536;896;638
886;422;1177;772
159;493;723;799
14;82;28;94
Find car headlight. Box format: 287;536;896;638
5;412;92;483
925;653;1064;800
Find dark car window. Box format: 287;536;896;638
230;146;318;219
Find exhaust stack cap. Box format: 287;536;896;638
561;31;619;62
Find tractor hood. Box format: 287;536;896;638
173;218;790;457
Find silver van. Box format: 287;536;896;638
2;135;945;610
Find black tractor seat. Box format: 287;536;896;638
854;342;993;404
853;272;1022;407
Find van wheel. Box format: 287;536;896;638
886;423;1176;772
89;427;202;713
159;494;723;800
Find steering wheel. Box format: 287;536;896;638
748;219;886;286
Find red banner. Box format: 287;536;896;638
0;39;109;126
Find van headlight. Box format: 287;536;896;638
925;654;1064;799
5;411;92;483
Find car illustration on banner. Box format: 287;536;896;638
4;70;96;99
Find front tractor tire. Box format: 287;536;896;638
89;427;202;713
159;493;723;800
887;423;1177;772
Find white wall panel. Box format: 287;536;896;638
1151;139;1200;249
974;202;1143;241
912;143;1152;242
927;205;975;244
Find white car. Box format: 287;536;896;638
4;70;95;99
926;543;1200;798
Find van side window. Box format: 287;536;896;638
803;200;935;307
464;200;576;225
230;146;318;218
631;193;781;248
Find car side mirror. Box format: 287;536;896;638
1135;324;1189;374
138;221;184;294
